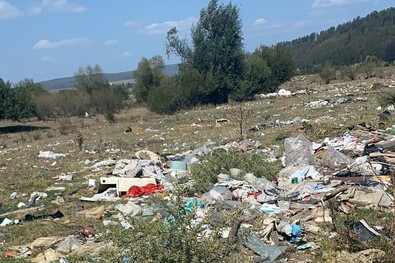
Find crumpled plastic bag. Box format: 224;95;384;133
115;201;142;217
56;236;81;254
321;146;353;170
209;186;233;202
38;151;65;159
284;135;314;166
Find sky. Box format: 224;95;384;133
0;0;394;83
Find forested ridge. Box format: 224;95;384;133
279;7;395;70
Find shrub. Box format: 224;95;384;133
318;66;337;84
94;195;244;263
34;93;56;120
147;78;179;114
357;55;381;79
31;131;41;140
378;91;395;107
46;131;54;139
340;65;358;80
53;89;90;117
229;80;260;102
58;117;73;135
92;85;128;122
147;69;215;114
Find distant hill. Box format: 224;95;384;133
278;7;395;70
39;64;178;90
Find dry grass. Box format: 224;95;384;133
0;68;395;261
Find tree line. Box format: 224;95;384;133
0;65;128;123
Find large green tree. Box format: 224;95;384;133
254;46;294;91
231;54;272;100
0;78;46;121
74;64;127;123
0;78;13;120
133;55;165;103
232;46;294;100
12;79;47;120
75;64;108;94
166;0;244;104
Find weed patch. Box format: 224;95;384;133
190;150;280;193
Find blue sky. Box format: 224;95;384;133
0;0;393;83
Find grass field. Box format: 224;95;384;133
1;69;395;262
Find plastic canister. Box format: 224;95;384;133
168;161;187;170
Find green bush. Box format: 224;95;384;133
357;55;381;79
190;150;281;193
318;66;337;84
53;89;90;117
147;69;214;114
147;78;179;114
94;195;244;263
92;85;127;123
0;78;45;121
378;91;395;107
229;80;260;101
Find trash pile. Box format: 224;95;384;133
2;123;395;262
3;227;114;262
255;88;293;98
304;97;367;108
249;116;307;131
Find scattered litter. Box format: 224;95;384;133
24;210;64;221
4;88;395;262
38;151;66;159
53;172;73;181
297;242;313;250
345;219;381;243
240;228;287;262
215;118;230;127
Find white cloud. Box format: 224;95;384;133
40;56;54;62
103;39;118;46
253;18;266;26
294;20;309;27
312;0;368;8
124;20;140;27
144;17;197;35
29;0;86;14
0;1;23;19
33;38;90;49
121;52;131;57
